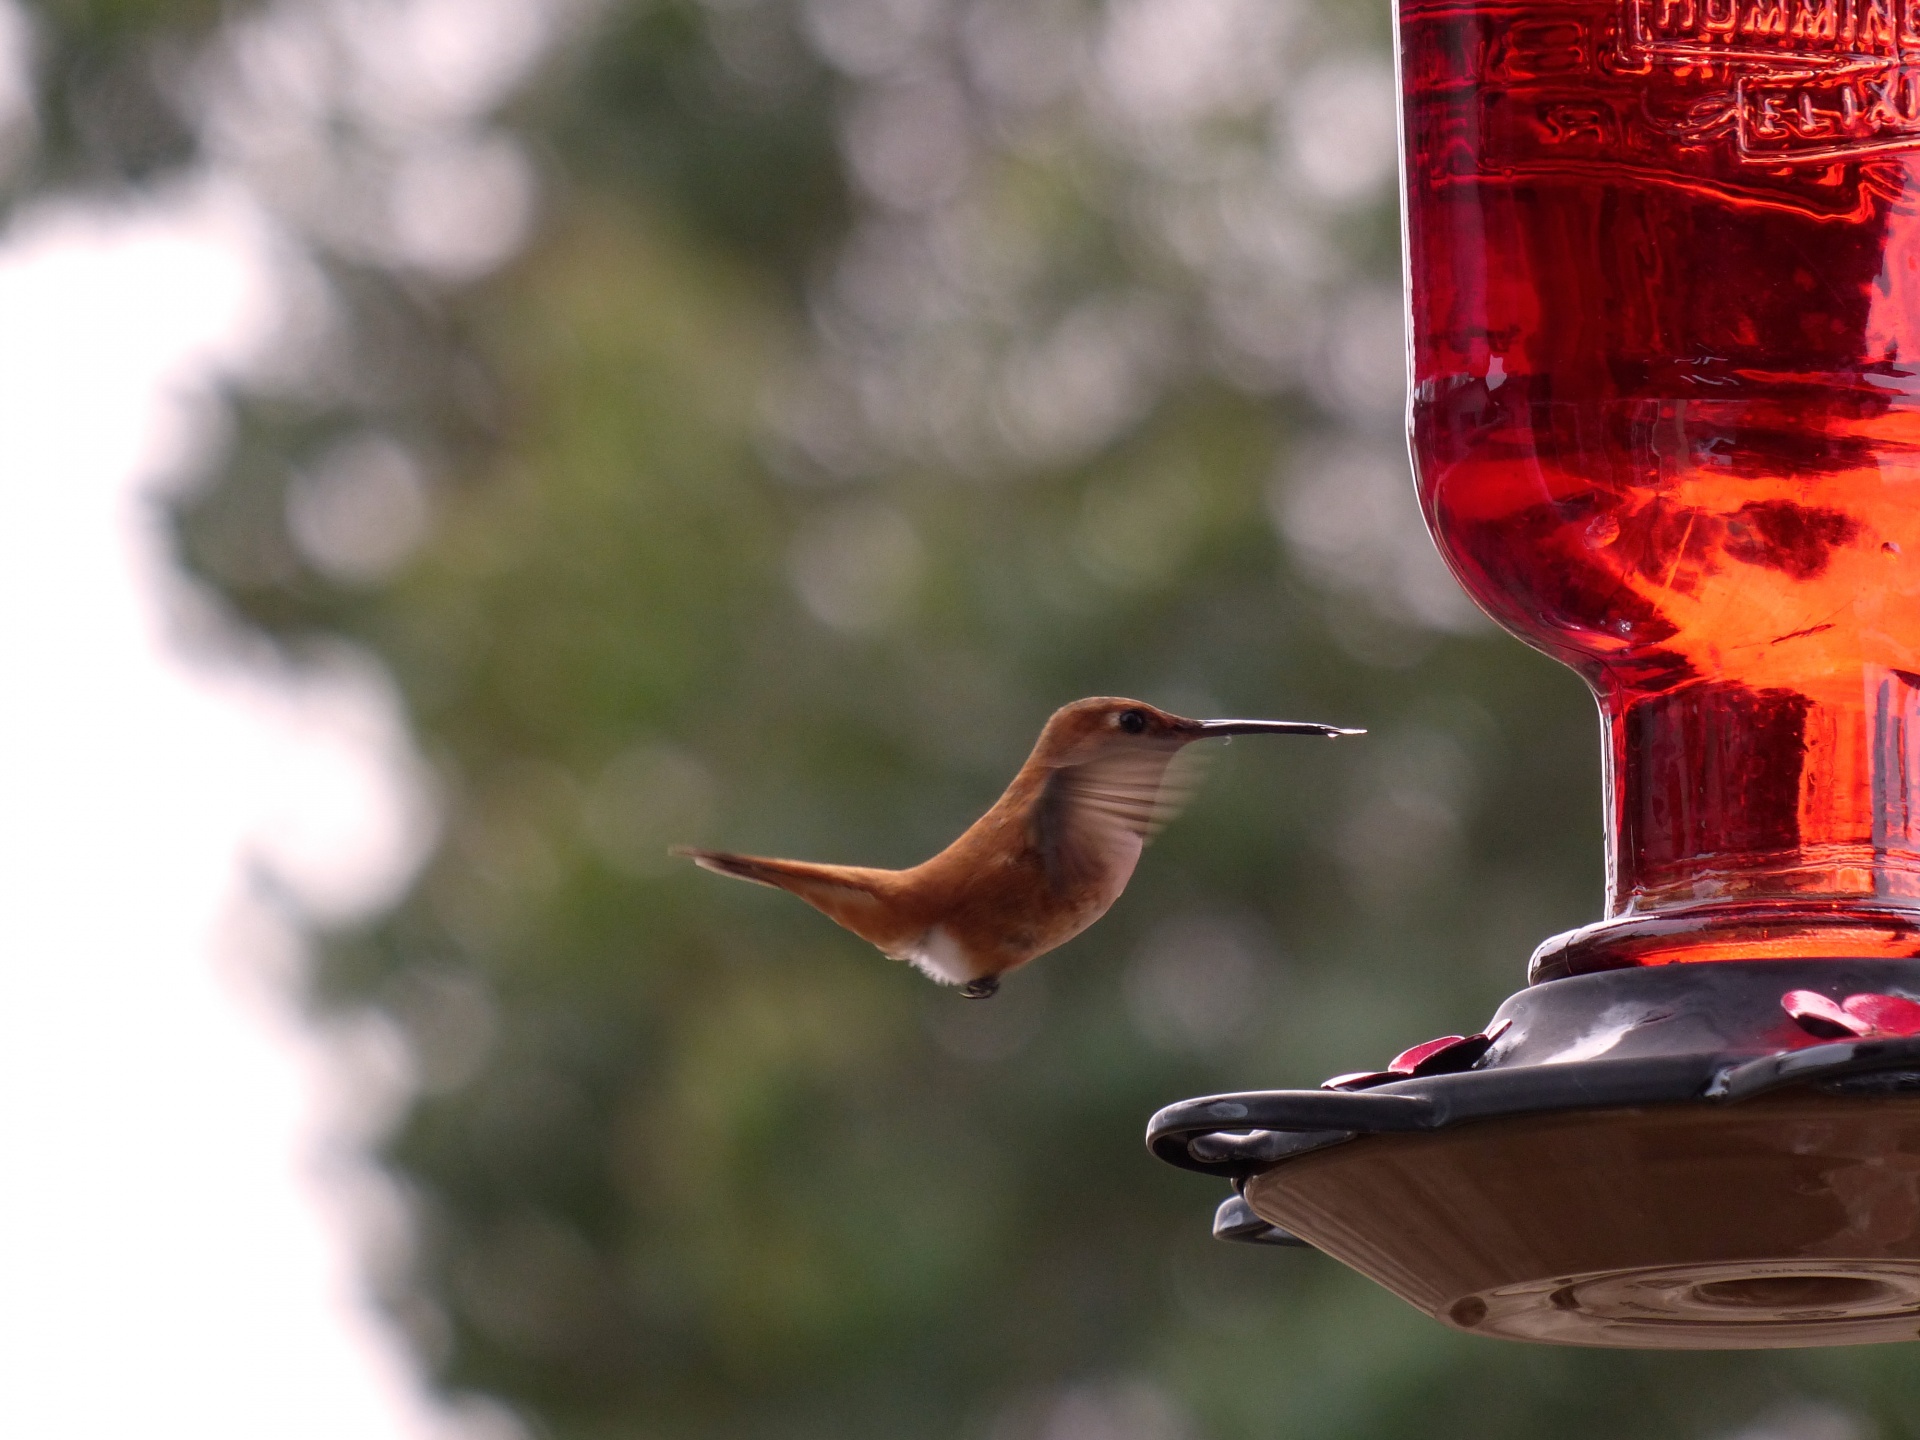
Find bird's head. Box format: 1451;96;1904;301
1034;697;1361;766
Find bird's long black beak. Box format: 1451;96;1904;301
1195;719;1365;738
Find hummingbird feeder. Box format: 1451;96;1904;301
1149;1;1920;1347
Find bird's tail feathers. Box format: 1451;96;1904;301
672;847;900;942
674;846;806;889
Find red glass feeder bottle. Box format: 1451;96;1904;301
1151;0;1920;1346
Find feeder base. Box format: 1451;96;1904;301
1152;962;1920;1348
1243;1093;1920;1348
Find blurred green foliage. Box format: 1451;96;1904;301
31;0;1920;1435
23;0;225;188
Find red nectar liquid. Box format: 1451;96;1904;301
1403;0;1920;976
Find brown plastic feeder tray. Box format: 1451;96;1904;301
1148;960;1920;1348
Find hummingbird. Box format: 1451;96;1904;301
676;697;1360;998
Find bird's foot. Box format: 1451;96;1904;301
959;976;1001;1000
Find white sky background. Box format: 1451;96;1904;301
0;1;569;1433
0;168;501;1440
0;183;453;1440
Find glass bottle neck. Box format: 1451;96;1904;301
1532;667;1920;980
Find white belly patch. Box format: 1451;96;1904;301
901;925;975;986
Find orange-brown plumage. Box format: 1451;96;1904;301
677;697;1360;996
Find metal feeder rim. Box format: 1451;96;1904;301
1145;1035;1920;1180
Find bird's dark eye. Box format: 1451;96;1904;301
1118;709;1148;734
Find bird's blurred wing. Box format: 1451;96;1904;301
1033;744;1208;889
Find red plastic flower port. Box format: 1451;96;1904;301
1324;1019;1513;1090
1783;989;1920;1041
